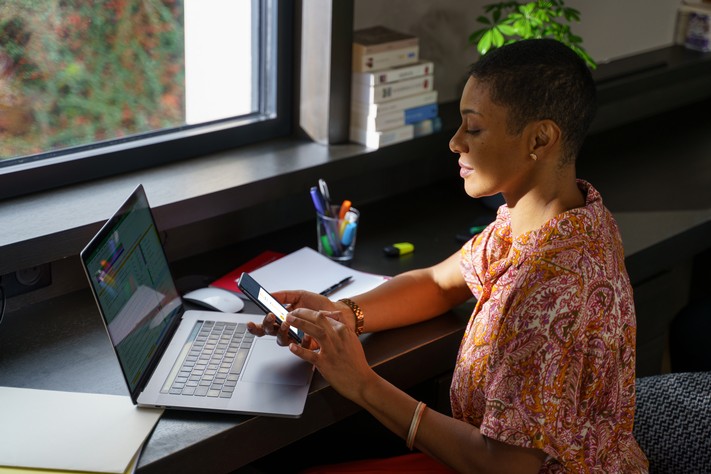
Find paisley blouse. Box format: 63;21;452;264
451;181;648;472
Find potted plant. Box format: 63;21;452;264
469;0;596;69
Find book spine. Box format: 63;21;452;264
350;90;438;117
349;124;415;149
352;45;419;73
413;116;442;138
352;60;434;86
403;102;438;124
352;74;433;104
353;36;419;55
351;102;438;132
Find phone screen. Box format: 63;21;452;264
237;272;303;343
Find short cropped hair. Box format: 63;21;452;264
469;39;597;164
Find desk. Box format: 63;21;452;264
0;180;481;473
2;178;710;473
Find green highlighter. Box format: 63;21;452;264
321;235;334;256
383;242;414;257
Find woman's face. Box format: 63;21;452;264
450;76;533;201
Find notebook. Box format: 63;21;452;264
79;184;314;418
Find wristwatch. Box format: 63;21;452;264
338;298;364;335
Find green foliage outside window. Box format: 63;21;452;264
0;0;184;160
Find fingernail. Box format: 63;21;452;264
286;314;295;323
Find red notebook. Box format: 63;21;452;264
209;250;285;297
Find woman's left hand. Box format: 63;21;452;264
285;307;374;403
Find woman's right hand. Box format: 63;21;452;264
246;290;354;348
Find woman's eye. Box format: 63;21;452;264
466;129;481;135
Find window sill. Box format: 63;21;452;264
0;124;456;276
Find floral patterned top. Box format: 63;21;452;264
450;181;649;473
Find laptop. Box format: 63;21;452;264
80;184;314;418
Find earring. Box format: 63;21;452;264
529;152;538;161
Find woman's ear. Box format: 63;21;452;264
531;120;561;155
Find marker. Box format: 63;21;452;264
339;209;358;239
341;222;357;246
469;224;487;235
383;242;414;257
320;235;334;256
319;276;353;296
338;200;352;220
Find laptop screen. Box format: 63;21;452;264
81;185;182;395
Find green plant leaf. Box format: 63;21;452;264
520;3;536;15
513;18;533;37
492;27;506;47
497;24;518;36
472;0;596;69
564;8;581;22
478;30;494;55
468;28;487;44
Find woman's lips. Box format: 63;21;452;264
459;160;474;179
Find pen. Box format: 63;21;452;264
310;186;328;215
319;276;353;296
318;179;332;210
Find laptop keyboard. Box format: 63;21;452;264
162;320;255;398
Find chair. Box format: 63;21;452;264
634;371;711;473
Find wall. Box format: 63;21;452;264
354;0;681;103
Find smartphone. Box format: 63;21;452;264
237;272;304;343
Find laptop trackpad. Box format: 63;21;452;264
241;338;312;385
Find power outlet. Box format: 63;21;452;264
0;263;52;298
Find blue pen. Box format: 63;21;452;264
310;186;327;215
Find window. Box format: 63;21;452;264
0;0;292;200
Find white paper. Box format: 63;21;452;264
0;387;162;473
249;246;389;299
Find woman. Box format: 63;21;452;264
248;39;649;473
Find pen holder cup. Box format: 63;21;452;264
316;206;359;265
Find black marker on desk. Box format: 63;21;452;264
319;276;353;296
383;242;414;257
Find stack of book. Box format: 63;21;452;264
350;26;441;149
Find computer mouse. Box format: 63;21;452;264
182;287;245;313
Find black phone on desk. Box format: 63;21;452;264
237;272;304;343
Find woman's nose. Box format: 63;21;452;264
449;129;464;154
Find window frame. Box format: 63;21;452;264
0;0;294;201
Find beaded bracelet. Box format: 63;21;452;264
338;298;364;335
406;401;427;450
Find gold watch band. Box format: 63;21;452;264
338;298;364;335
